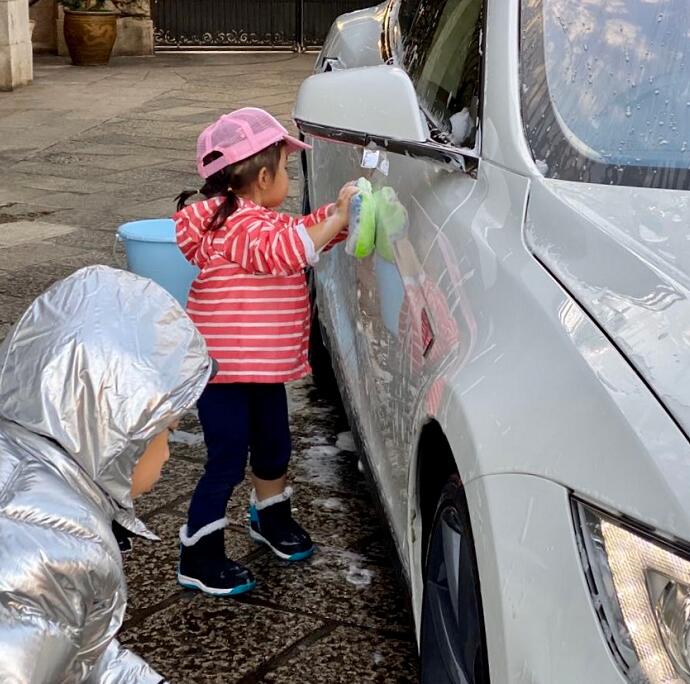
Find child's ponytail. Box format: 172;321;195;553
207;187;239;231
175;142;284;230
175;150;238;229
175;189;199;211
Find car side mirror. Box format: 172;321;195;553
294;65;477;170
294;65;428;142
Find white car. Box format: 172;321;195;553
295;1;690;683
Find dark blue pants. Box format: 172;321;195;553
186;383;292;534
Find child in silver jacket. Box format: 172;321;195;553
0;265;213;683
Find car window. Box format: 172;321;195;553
521;0;690;190
397;0;420;38
402;0;483;148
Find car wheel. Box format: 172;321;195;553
420;477;491;684
308;299;340;399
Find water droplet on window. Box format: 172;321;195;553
625;105;632;118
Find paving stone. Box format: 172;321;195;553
76;133;194;155
11;159;115;179
0;261;86;299
0;242;93;271
264;626;419;683
90;118;202;141
43;227;121;253
0;185;79;207
119;598;322;684
39;143;175;164
0;294;30;325
8;173;122;194
0;203;58;220
246;544;412;634
0;220;75;247
104;165;198;187
117;196;180;220
47;208;138;232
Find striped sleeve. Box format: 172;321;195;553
275;203;345;255
302;202;349;253
300;203;334;228
225;210;310;276
272;203;334;230
303;204;347;254
174;202;208;267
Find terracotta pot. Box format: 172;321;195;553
63;10;118;66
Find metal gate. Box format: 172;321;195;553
152;0;375;50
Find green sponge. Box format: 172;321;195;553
374;186;408;262
346;177;376;259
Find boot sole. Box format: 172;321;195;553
249;528;314;561
177;572;256;596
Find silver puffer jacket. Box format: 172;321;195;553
0;266;212;683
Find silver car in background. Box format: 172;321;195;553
295;1;690;682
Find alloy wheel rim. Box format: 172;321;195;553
422;506;485;684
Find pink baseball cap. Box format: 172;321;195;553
196;107;310;179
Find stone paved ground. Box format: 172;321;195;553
0;53;419;682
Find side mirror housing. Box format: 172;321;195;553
294;65;478;171
294;65;428;142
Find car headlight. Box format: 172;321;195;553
574;500;690;683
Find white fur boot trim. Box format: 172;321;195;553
251;486;293;511
179;518;228;546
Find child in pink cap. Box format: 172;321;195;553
173;107;356;596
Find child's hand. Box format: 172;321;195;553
331;182;360;230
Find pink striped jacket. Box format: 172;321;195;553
174;196;343;384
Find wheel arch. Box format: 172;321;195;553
415;420;459;559
408;402;479;632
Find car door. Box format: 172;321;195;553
304;0;486;551
349;0;486;546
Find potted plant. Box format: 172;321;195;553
60;0;118;66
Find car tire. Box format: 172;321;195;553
308;297;340;399
420;477;491;684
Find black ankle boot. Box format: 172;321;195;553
249;487;314;561
178;520;255;596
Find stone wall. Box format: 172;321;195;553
0;0;33;90
30;0;57;53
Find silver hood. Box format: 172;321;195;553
0;264;212;510
526;179;690;437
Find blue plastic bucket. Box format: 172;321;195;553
116;219;199;307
